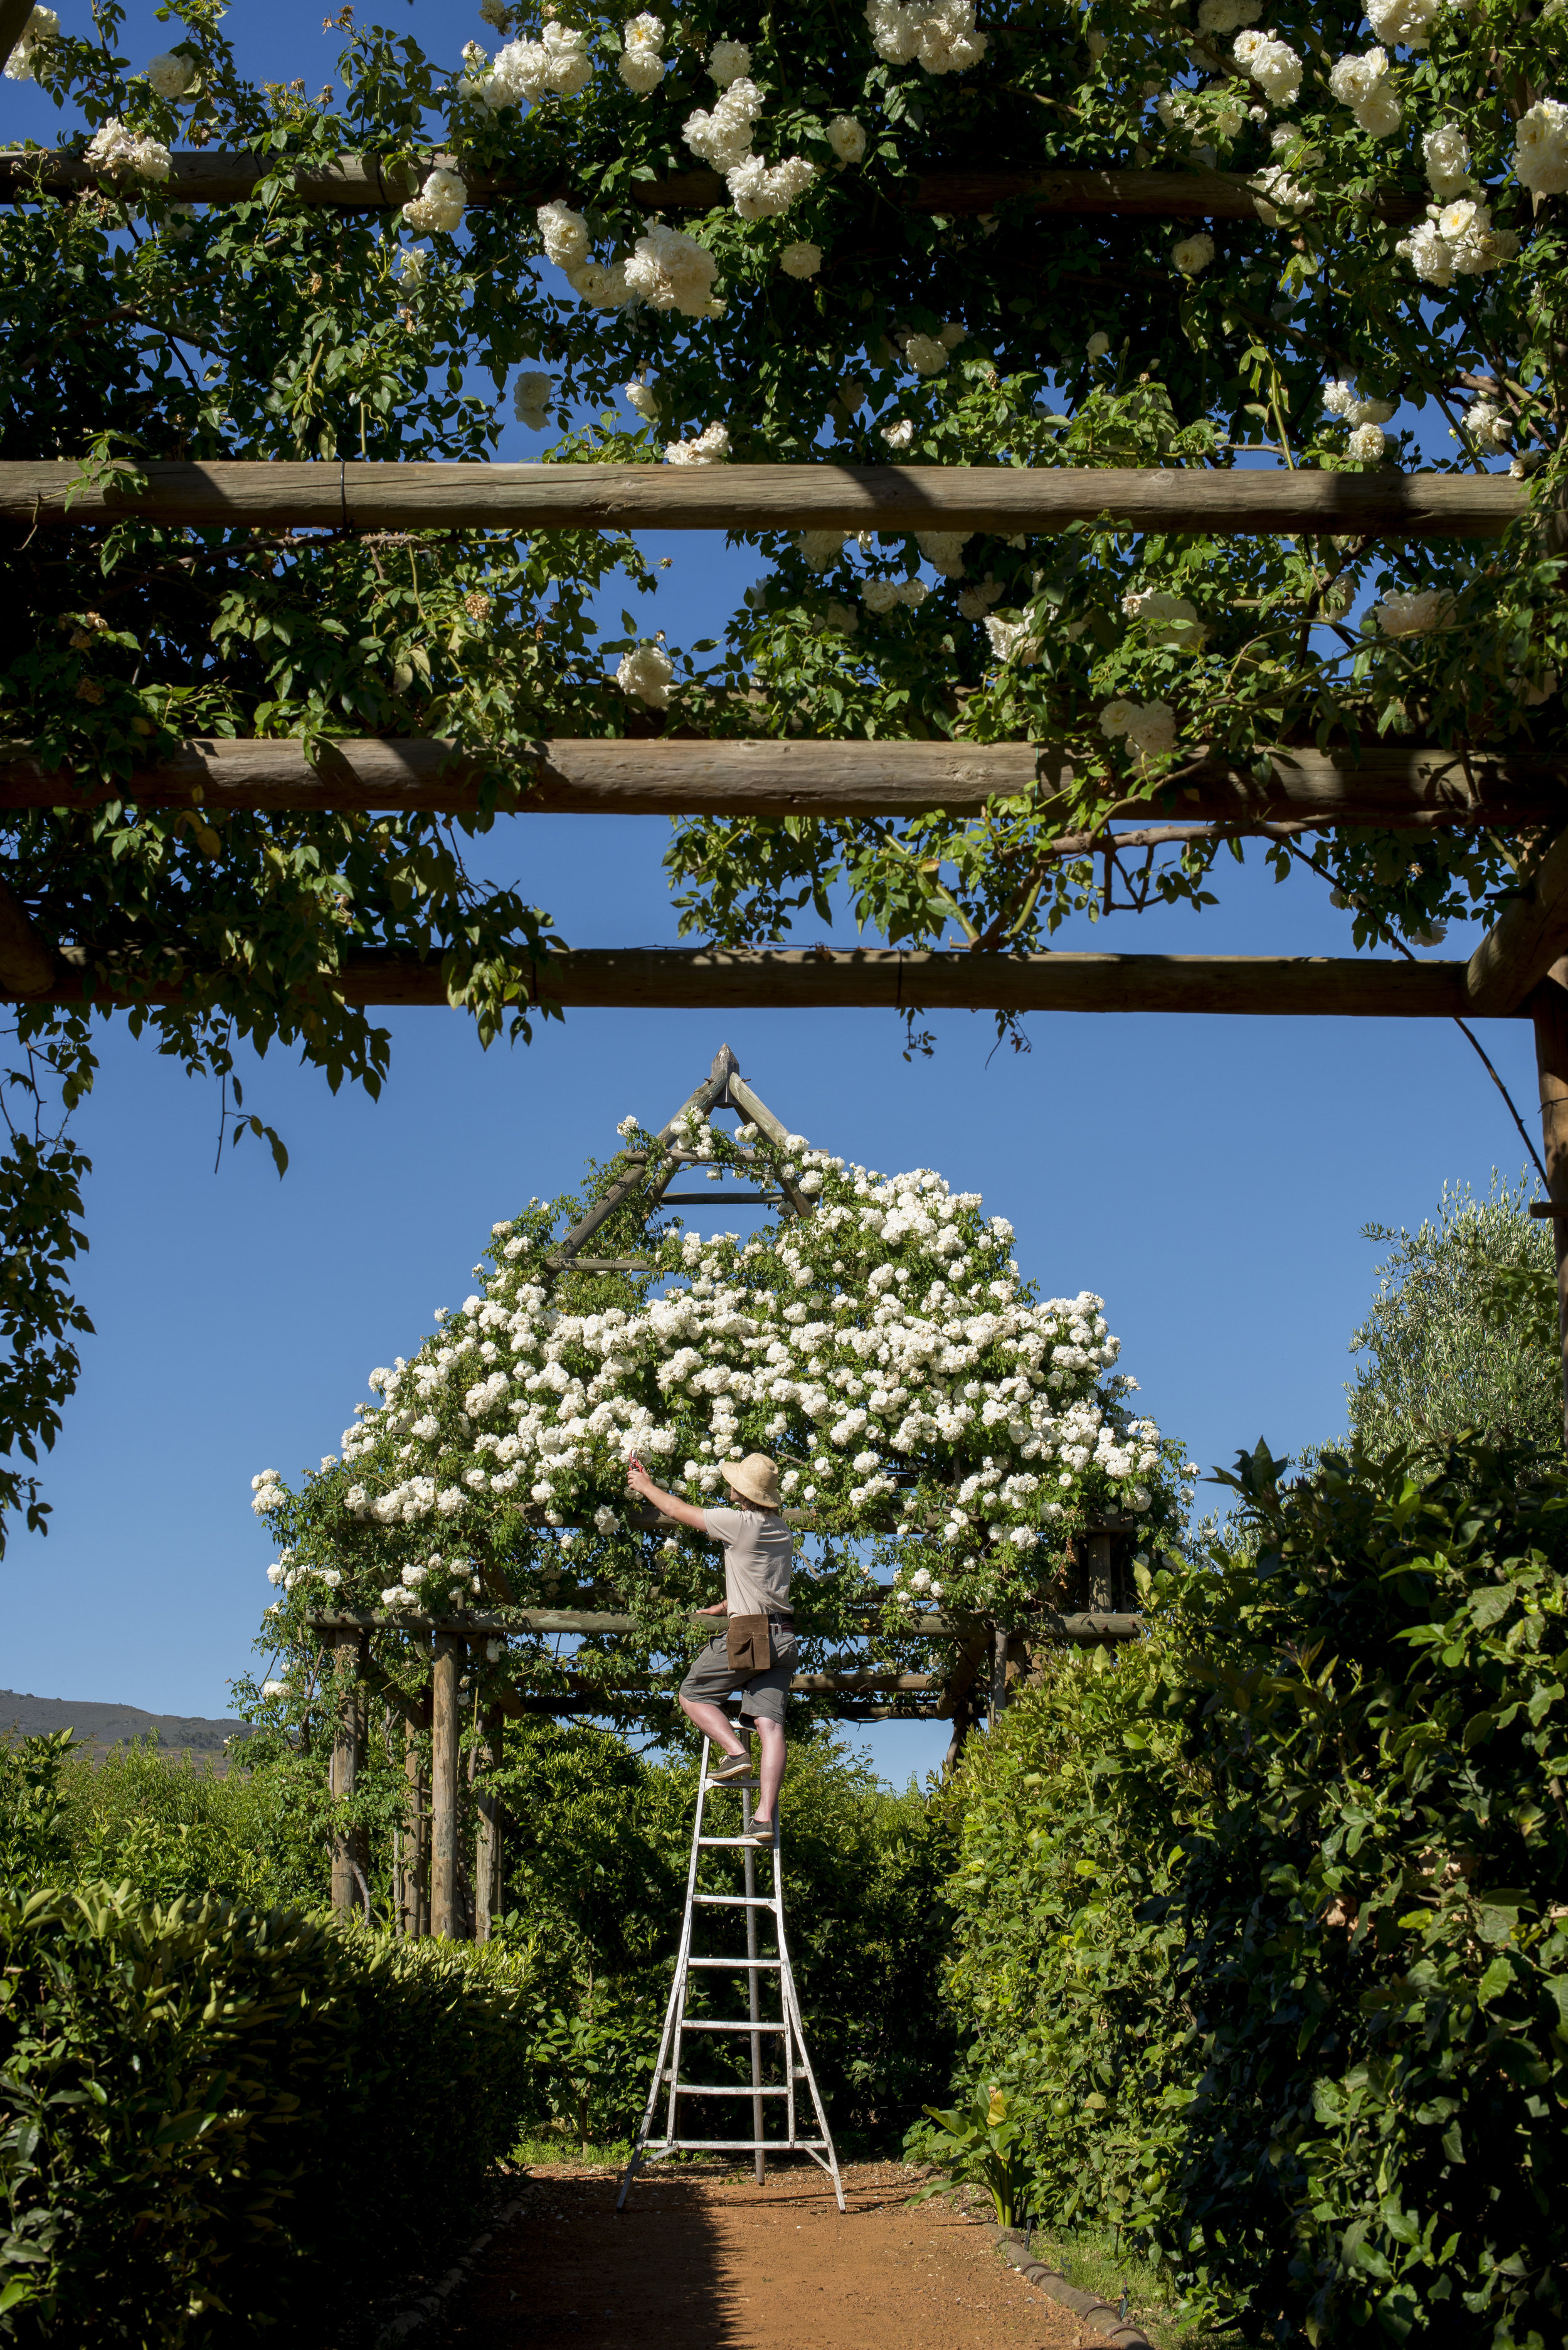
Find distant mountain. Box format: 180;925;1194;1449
0;1689;255;1757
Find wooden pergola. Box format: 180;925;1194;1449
298;1044;1146;1937
9;118;1568;1933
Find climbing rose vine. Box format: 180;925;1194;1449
250;1110;1185;1715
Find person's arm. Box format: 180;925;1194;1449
626;1457;711;1534
626;1460;728;1614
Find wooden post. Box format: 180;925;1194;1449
474;1701;504;1944
1085;1531;1116;1612
989;1624;1009;1728
431;1634;462;1938
399;1695;432;1937
329;1632;368;1917
1532;955;1568;1450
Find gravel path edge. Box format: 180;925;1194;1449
978;2221;1158;2349
373;2196;529;2347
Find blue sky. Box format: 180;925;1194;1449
2;7;1538;1791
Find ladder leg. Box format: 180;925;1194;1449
776;1867;845;2213
618;1956;682;2211
743;1736;765;2185
618;1740;712;2209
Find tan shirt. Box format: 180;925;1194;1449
702;1506;794;1620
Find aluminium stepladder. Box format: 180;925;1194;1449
617;1738;845;2211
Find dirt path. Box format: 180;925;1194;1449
440;2161;1096;2350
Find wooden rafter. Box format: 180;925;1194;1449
38;944;1477;1017
2;736;1562;825
304;1607;1143;1647
0;149;1427;221
1465;831;1568;1017
0;1;33;74
0;460;1525;538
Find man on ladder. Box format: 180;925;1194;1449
625;1449;795;1846
618;1445;842;2211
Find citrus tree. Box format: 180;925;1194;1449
244;1105;1187;1725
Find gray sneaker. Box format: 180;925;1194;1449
709;1752;755;1784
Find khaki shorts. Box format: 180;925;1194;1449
679;1629;798;1724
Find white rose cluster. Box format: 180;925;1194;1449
4;6;57;81
1323;379;1394;430
617;642;675;706
1233;28;1301;107
618;12;666;97
862;577;928;613
536;206;720;319
956;576;1004;619
1121;590;1209;652
146;51;198;101
1365;0;1443;44
1422;122;1471;200
1250;143;1312;226
1372;587;1452;637
1513;97;1568;196
480;23;593;104
827;115;866;164
665;421;731;466
625;222;721;317
1172;233;1216;275
983;615;1041;666
402;168;467;235
84;119;173;181
513;371;554;431
1328;48;1401;140
1396;196;1517;288
252;1124;1179;1629
866;0;987;75
914;529;970;578
1323;376;1395;460
683;65;814;219
1099;698;1179;759
1463;400;1512;453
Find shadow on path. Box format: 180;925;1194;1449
441;2159;1087;2350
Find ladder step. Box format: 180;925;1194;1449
688;1956;780;1969
645;2138;830;2154
675;2019;787;2033
694;1894;779;1907
698;1836;778;1848
673;2084;790;2098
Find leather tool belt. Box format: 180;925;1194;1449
726;1611;793;1673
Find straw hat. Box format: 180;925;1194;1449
719;1452;782;1511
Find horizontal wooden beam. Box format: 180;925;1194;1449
0;460;1523;539
55;945;1475;1018
4;736;1562;828
1465;829;1568;1016
303;1605;1140;1643
306;1605;963;1637
0;149;1425;221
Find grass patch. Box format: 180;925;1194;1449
1009;2219;1249;2350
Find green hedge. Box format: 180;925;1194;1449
940;1435;1568;2347
0;1884;538;2343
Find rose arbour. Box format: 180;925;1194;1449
249;1111;1184;1718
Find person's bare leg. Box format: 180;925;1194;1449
679;1691;747;1757
750;1718;786;1825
